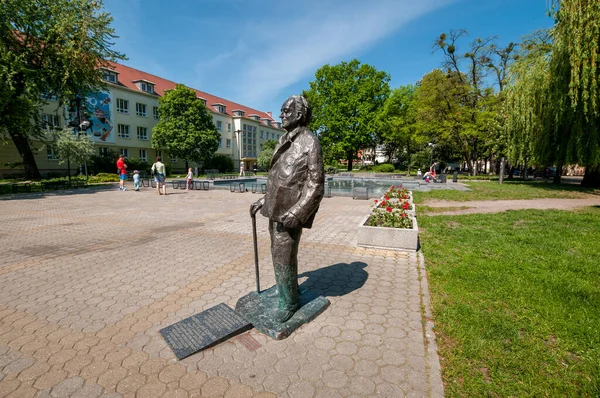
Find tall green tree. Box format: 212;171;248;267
434;30;515;174
152;84;219;170
504;30;553;172
549;0;600;186
304;59;390;171
257;139;277;171
0;0;125;178
378;85;418;173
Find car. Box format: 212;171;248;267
533;166;557;178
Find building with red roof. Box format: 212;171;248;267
0;62;285;177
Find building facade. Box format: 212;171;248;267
0;62;284;177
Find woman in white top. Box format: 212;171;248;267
185;168;193;191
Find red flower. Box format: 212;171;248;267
401;213;407;218
402;194;407;199
374;199;378;203
402;202;409;210
386;207;392;212
384;195;390;200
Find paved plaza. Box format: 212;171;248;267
0;185;443;397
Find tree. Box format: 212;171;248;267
0;0;125;179
257;139;277;171
378;85;418;173
304;59;390;171
548;0;600;186
434;30;515;175
504;30;553;175
152;84;219;170
54;129;94;184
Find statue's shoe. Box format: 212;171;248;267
275;309;295;323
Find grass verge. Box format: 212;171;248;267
412;180;600;204
419;207;600;396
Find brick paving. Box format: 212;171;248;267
0;185;443;397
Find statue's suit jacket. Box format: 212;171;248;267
261;126;324;228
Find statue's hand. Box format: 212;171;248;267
250;200;263;217
280;211;301;229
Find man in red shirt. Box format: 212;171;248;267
116;155;128;191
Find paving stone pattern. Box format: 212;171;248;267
0;186;443;397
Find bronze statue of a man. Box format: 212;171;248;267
250;95;325;323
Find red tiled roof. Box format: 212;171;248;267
106;61;282;129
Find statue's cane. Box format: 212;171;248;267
251;213;261;293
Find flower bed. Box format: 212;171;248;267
358;188;419;251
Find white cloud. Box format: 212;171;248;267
193;0;455;108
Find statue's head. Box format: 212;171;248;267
280;95;311;131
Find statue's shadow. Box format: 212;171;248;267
298;262;368;298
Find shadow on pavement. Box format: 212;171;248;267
0;184;117;201
298;261;368;297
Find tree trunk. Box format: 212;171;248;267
347;152;353;171
9;130;42;179
406;141;411;176
552;160;563;184
581;165;600;187
185;160;189;173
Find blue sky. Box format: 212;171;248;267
102;0;554;116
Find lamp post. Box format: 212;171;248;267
428;142;435;169
235;129;243;176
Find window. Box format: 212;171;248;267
260;130;264;139
137;127;148;140
233;110;245;117
136;103;147;117
103;70;118;83
139;149;147;162
47;144;59;160
226;139;231;148
141;82;154;94
99;147;109;156
218;136;223;147
153;106;159;120
117;99;129;114
216;120;222;131
171;156;177;163
42;114;60;130
227;123;231;132
197;97;207;106
120;148;129;158
213;104;226;113
117;124;130;138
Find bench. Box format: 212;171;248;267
352;187;369;200
194;181;210;190
41;181;68;191
230;182;246;193
251;183;266;194
11;183;32;194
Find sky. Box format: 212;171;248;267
102;0;555;116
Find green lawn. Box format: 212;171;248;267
412;180;600;203
419;208;600;397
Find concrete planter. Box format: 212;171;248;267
357;214;419;251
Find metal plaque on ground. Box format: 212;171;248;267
159;303;252;360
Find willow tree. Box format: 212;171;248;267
548;0;600;186
504;30;553;174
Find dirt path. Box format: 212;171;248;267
422;197;600;215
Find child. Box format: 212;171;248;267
186;168;193;191
133;170;141;191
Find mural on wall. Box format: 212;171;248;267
66;91;114;144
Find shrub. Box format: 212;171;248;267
203;154;234;173
373;163;395;173
325;166;338;174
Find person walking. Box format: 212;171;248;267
250;95;324;323
185;168;193;191
116;154;128;191
151;156;167;195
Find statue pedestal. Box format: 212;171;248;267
235;286;329;340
